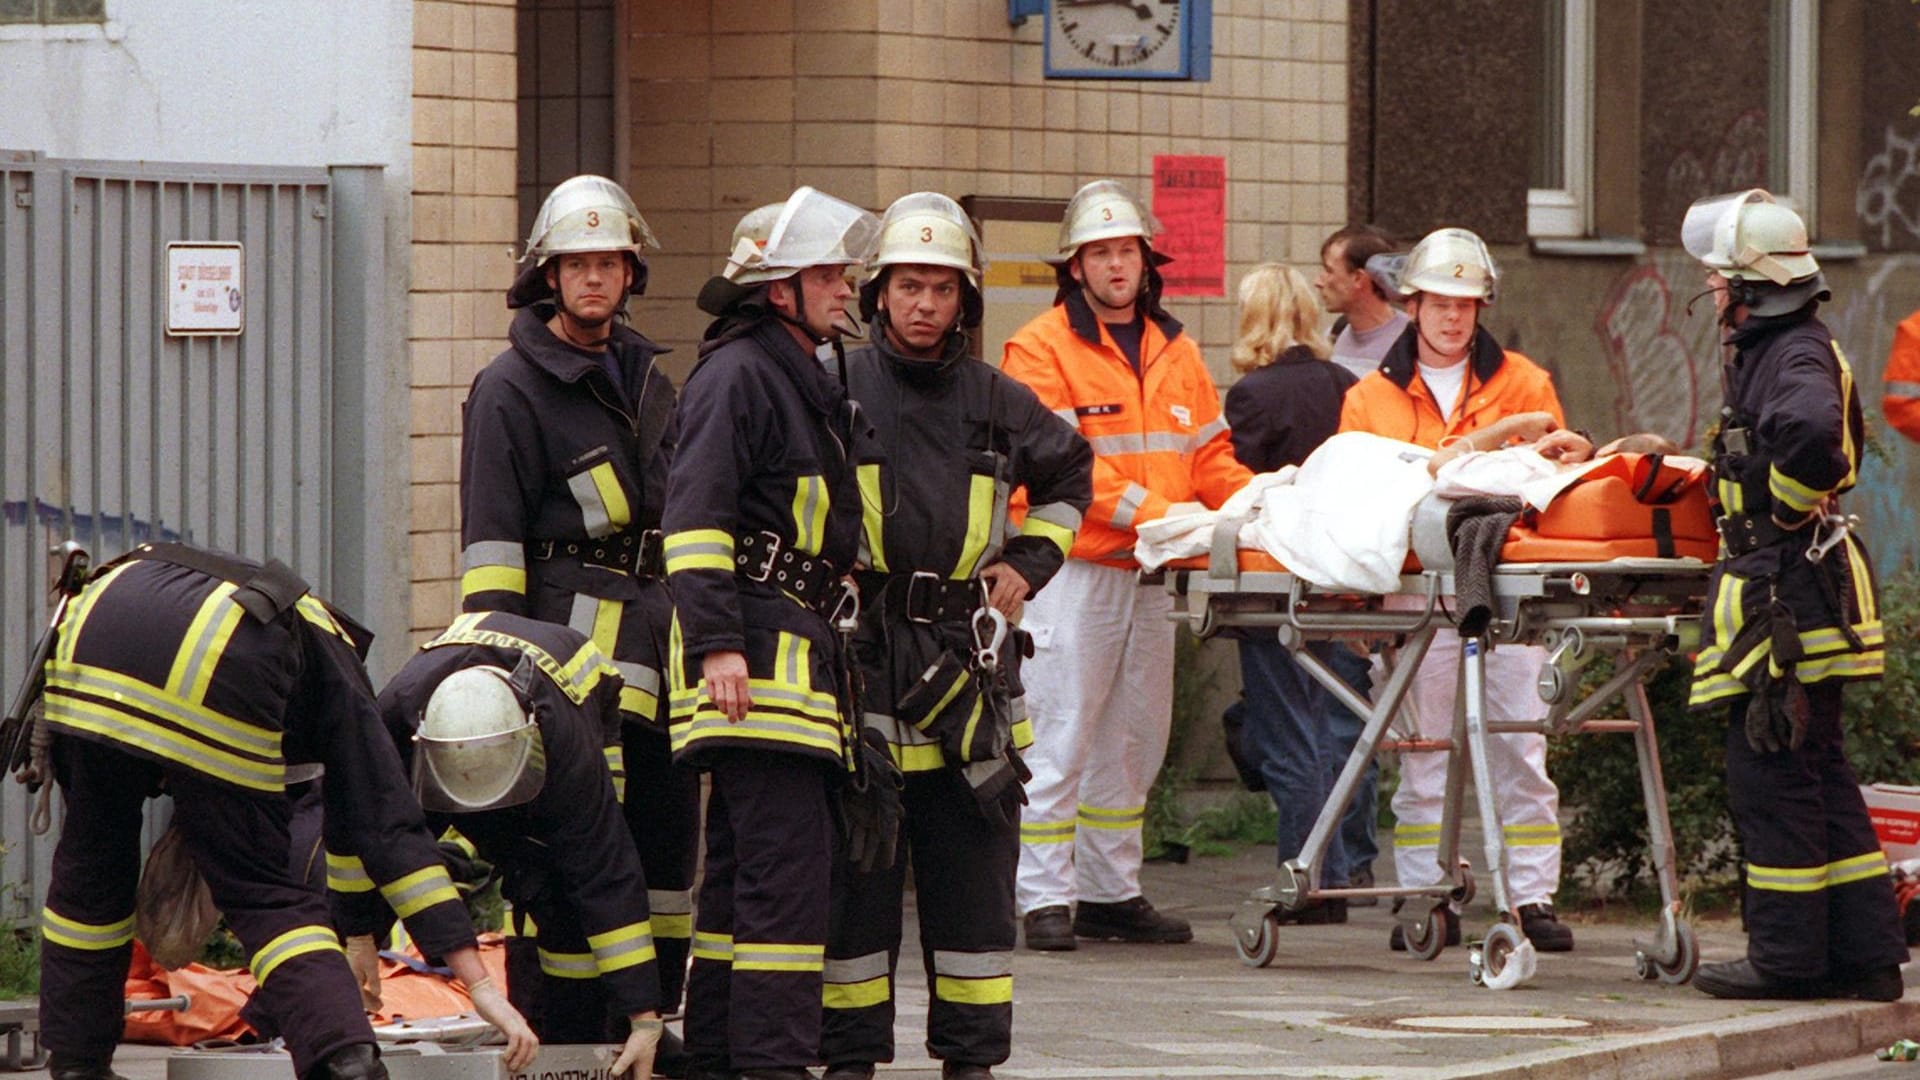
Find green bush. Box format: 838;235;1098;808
1550;565;1920;902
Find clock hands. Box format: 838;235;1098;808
1057;0;1155;18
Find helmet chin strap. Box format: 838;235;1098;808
549;272;625;350
1414;321;1469;366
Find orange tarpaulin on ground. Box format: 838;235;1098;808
122;935;511;1047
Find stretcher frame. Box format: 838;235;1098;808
1169;543;1710;989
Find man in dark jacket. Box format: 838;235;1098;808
374;611;664;1076
35;543;535;1080
459;175;698;1051
663;187;880;1080
1679;189;1908;1001
819;193;1092;1080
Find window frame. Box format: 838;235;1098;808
1527;0;1594;240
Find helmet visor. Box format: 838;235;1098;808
1681;190;1766;265
762;186;882;271
412;722;547;813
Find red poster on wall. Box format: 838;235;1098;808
1151;154;1226;298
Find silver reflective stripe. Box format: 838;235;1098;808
568;594;600;640
174;586;242;700
539;949;599;978
864;711;935;746
1111;483;1150;528
1889;381;1920;398
616;661;661;696
932;949;1012;977
735;944;824;968
1028;501;1083;532
462;540;525;571
1085;432;1188;456
824;950;892;983
648;889;693;916
567;471;614;538
591;931;656;968
1052;407;1080;430
1190;415;1229;448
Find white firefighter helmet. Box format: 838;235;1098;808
720;186;881;287
1398;227;1498;303
1680;189;1820;286
413;665;545;813
867;192;984;288
696;202;785;316
522;175;659;266
1049;179;1163;264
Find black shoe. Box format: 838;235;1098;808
942;1064;995;1080
1023;904;1077;951
1347;864;1379;907
303;1043;389;1080
1517;903;1574;952
1825;965;1906;1002
654;1028;690;1078
1072;896;1193;943
1388;907;1460;952
48;1057;131;1080
822;1066;875;1080
1274;898;1348;925
1695;958;1824;1000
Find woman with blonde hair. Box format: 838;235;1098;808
1222;261;1378;925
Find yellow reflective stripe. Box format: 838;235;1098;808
1768;464;1825;513
957;695;984;759
692;931;733;962
1830;850;1890;886
823;975;890;1009
1846;535;1877;624
893;740;946;772
1020;817;1075;844
539;948;599;979
648;888;693;940
380;865;462;919
1394;822;1442;845
1011;716;1033;752
45;664;286;790
55;562;136;663
251;924;343;984
1836;342;1860;489
462;561;522;598
1503;823;1561;846
952;473;995;579
166;583;244;704
425;617;617;706
589;462;632;531
1020;513;1076;558
588;920;658;974
439;828;477;858
663;529;735;574
935;975;1013;1005
1791;650;1886;683
41;907;133;951
1077;803;1143;830
326;851;375;894
791;474;828;555
590;597;623;655
294;596;351;646
1747;862;1829;893
734;941;824;972
1799;623;1885;654
857;463;888;573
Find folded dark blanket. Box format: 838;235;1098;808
1446;495;1526;637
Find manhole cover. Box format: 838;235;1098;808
1394;1015;1592;1033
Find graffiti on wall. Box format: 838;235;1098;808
1663;110;1768;235
1858;124;1920;248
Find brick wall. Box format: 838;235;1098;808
410;0;519;643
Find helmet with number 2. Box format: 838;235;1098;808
1397;227;1498;304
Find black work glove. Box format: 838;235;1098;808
1745;678;1811;754
966;753;1030;831
843;727;904;874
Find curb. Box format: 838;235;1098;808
1434;999;1920;1079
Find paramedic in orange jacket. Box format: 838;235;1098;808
1338;227;1575;954
1001;180;1251;951
1884;308;1920;441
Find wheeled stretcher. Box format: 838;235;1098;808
1166;496;1714;989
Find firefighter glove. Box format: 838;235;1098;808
344;934;383;1013
843;726;904;873
1745;677;1811;754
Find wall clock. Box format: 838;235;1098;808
1036;0;1210;81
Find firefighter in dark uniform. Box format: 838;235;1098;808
374;611;667;1077
1679;189;1909;1001
459;174;699;1047
819;194;1092;1080
662;187;880;1080
34;543;536;1080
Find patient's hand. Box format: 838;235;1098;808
1500;411;1561;445
1534;428;1595;464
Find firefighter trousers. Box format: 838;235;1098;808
1726;681;1909;980
684;752;834;1073
41;734;369;1077
502;886;631;1043
823;768;1017;1068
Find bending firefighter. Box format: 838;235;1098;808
459;174;698;1049
663;187;879;1080
821;194;1093;1080
1680;189;1908;1001
34;543;535;1080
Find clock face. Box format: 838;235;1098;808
1048;0;1187;77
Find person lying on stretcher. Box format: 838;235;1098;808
1425;410;1681;477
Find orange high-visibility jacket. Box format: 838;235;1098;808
1883;309;1920;442
1338;324;1564;449
1003;293;1251;567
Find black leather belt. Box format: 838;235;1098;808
859;570;985;625
533;528;665;578
737;530;842;614
1715;512;1794;558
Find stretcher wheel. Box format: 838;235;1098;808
1469;924;1536;990
1450;866;1476;907
1635;921;1699;985
1404;906;1449;962
1235;911;1281;968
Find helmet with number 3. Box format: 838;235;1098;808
1397;227;1498;304
508;174;659;308
858;192;987;330
1050;179;1165;264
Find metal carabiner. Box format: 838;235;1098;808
1806;512;1859;564
829;579;862;634
972;606;1009;673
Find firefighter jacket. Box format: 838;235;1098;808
845;330;1093;773
459;306;677;725
1884;309;1920;442
1226;345;1360;471
661;316;865;769
1689;309;1884;708
373;611;662;1016
1001;290;1250;567
41;546;474;958
1338;324;1564;450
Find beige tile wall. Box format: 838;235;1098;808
625;0;1351;383
410;0;519;643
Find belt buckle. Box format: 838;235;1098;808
905;570;943;623
743;530;782;583
637;529;665;576
533;538;556;561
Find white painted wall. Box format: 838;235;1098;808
0;0;412;170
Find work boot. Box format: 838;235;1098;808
942;1063;995;1079
1388;906;1459;952
1023;904;1076;951
1517;903;1575;952
822;1065;876;1080
1695;958;1821;1000
654;1027;691;1078
1071;896;1193;943
303;1043;389;1080
1822;965;1906;1002
47;1056;130;1080
1347;863;1379;907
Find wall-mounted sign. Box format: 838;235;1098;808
166;242;245;337
1151;154;1225;297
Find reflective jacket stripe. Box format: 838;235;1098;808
588;920;658;974
460;541;528;598
54;562;135;663
46;666;285;792
42;907;134;951
1020;501;1082;558
167;583;245;705
425;615;619;706
648;889;693;938
1767;463;1825;513
792;475;829;555
734;942;824;972
952;473;996;579
662;529;735;574
539;948;599;979
380;865;462;919
858;463;889;573
603;745;626;802
327;852;375;894
251;924;343;984
1111;483;1150;529
691;930;733;962
568;462;632;540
